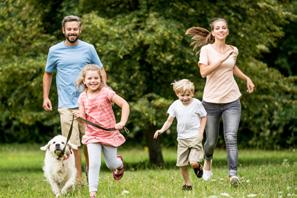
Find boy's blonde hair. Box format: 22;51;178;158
172;79;195;95
76;64;104;91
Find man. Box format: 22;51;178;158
42;15;106;184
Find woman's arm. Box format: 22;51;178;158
199;48;234;78
233;66;255;93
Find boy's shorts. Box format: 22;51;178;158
176;137;204;167
58;108;85;147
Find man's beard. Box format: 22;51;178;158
66;34;79;43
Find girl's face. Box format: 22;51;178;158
83;70;101;92
212;20;229;41
176;91;193;105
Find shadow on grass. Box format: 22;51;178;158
1;156;293;173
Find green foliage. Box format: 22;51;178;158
0;0;53;63
0;57;60;142
259;1;297;76
0;0;296;149
239;59;297;148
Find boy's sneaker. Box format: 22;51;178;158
182;184;192;191
202;170;213;181
193;163;203;178
230;175;239;187
113;155;124;180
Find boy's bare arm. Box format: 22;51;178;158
154;116;174;139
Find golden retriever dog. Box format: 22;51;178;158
40;135;77;197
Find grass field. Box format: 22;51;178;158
0;144;296;198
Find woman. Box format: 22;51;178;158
186;18;255;186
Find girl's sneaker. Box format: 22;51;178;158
202;170;213;181
230;175;239;187
113;155;124;180
90;192;96;198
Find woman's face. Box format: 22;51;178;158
212;20;229;41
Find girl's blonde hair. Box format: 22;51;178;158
76;64;104;91
172;79;195;95
185;18;228;55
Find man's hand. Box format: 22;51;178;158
42;98;52;111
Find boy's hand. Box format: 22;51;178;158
154;130;162;139
198;131;204;142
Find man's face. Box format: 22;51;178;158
62;21;81;44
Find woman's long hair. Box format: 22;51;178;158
185;18;227;55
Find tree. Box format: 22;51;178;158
0;0;296;153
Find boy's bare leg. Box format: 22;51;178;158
180;166;191;186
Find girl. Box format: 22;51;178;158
74;64;129;198
186;18;255;186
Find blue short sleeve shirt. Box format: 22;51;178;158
45;40;103;108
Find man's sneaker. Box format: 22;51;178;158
202;170;213;181
230;175;240;187
182;184;192;191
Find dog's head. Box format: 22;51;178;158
40;135;78;159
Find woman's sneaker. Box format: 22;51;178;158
202;170;213;181
230;175;240;187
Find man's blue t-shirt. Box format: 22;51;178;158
45;40;103;108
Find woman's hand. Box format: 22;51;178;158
221;48;234;63
246;77;255;93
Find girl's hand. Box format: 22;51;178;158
153;130;162;139
115;122;125;130
246;77;255;93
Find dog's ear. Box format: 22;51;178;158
40;142;50;151
67;141;78;150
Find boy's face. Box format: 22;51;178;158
176;91;193;105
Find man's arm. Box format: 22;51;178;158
100;67;107;85
42;72;53;111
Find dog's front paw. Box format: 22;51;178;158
61;188;68;195
61;185;73;195
55;193;61;198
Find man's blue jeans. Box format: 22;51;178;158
202;99;241;176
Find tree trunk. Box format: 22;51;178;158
144;124;164;166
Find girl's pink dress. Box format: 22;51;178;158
78;87;125;147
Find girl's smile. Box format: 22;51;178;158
83;70;102;92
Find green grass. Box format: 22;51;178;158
0;144;296;198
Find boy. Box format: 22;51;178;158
154;79;207;191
